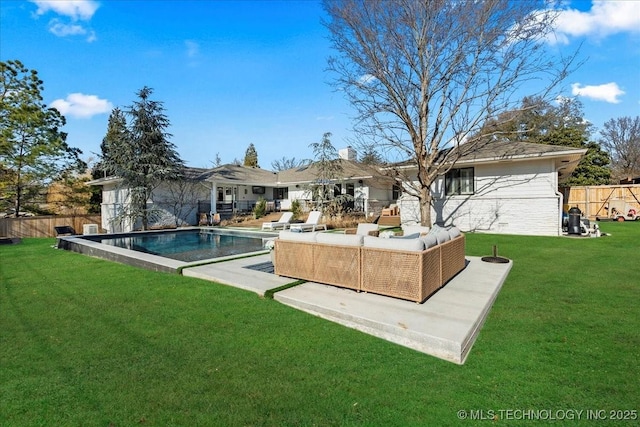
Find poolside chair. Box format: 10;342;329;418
289;211;327;232
345;223;379;237
54;225;76;236
261;211;293;231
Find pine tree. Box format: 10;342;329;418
101;87;184;230
0;60;85;216
243;143;259;167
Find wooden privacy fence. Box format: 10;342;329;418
561;184;640;220
0;214;102;238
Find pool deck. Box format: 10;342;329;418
182;254;512;365
58;229;512;364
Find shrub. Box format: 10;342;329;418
291;199;302;220
253;198;267;219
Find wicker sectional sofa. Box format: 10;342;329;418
273;227;466;303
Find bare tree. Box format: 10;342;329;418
323;0;576;225
599;116;640;181
158;178;207;227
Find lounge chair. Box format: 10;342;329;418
262;212;293;231
54;226;76;236
288;210;327;232
345;223;379;236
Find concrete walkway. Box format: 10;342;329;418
181;254;512;364
182;254;293;296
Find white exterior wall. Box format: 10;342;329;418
100;183;130;233
100;181;209;233
400;158;563;236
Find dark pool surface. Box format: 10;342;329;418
97;230;265;262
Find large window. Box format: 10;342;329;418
274;187;288;199
445;167;474;195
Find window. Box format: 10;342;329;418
274;187;288;199
445;167;474;195
334;183;342;197
392;184;402;200
346;183;355;196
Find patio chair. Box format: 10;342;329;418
261;211;294;231
288;210;327;232
211;213;221;226
345;223;379;236
381;203;398;216
54;226;76;236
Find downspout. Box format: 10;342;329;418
554;166;564;237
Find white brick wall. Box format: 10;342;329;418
400;158;563;236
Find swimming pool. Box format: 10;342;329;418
97;229;265;262
58;228;275;273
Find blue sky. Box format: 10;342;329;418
1;1;639;169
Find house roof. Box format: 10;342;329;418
87;165;279;187
275;159;389;185
393;140;587;181
200;164;279;186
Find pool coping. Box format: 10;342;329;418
57;227;278;274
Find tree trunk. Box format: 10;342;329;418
420;186;432;227
14;186;21;217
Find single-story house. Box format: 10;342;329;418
89;142;585;236
396;141;587;236
88;148;396;233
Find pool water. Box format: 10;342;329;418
98;230;266;262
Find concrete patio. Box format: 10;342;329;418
182;254;512;364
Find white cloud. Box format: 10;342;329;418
51;93;113;119
357;74;377;85
571;82;625;103
48;19;86;37
553;1;640;43
185;40;200;58
31;0;99;21
30;0;99;41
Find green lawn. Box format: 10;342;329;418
1;223;638;426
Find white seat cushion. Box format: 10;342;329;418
278;230;318;242
363;236;425;252
316;232;364;247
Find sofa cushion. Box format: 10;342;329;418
420;233;439;248
316;232;364;247
278;230;318;242
435;230;451;244
426;223;445;236
449;227;462;239
401;224;431;236
392;233;420;239
363;235;425;252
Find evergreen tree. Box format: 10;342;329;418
243;143;259;167
359;145;384;165
102;87;183;230
271;156;309;171
0;60;85;216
